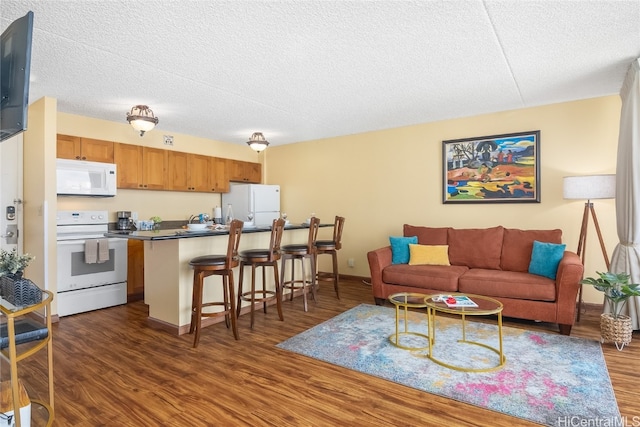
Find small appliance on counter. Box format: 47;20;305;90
117;211;132;230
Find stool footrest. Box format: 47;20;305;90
239;290;277;302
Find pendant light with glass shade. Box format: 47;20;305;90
126;105;159;136
246;132;270;152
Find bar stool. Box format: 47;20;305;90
188;219;243;348
314;215;345;299
236;218;286;328
280;217;320;311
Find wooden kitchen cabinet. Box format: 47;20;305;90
167;151;211;192
56;134;114;162
127;239;144;302
114;143;167;189
210;157;229;192
189;154;211;191
227;159;262;183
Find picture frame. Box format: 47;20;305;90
443;130;540;204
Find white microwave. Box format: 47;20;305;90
56;159;117;197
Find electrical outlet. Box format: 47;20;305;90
348;258;355;268
163;135;174;146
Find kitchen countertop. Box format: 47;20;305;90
105;223;330;241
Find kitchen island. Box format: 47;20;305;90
105;224;327;335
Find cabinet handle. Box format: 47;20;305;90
75;156;81;159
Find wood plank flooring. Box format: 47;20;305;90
4;278;640;426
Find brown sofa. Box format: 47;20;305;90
367;225;584;335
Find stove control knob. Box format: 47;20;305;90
91;215;96;220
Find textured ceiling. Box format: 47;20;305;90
1;0;639;147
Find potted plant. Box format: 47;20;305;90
0;248;34;279
150;216;162;231
581;271;640;350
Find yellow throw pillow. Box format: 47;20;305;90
408;244;450;266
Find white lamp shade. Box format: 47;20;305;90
563;174;616;200
129;118;157;133
248;141;269;152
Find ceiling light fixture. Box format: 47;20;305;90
246;132;269;152
126;105;159;137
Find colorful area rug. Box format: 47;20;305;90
277;304;621;426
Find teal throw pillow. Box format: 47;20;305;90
390;236;418;264
528;240;566;279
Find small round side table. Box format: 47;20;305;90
387;292;431;350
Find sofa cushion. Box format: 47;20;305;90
528;240;566;280
408;244;450;266
389;236;417;264
403;225;450;245
458;269;556;301
447;226;504;270
383;264;467;292
501;228;563;272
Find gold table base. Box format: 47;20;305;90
424;294;506;373
388;293;431;351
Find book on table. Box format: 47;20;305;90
443;295;478;308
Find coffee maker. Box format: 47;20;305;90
116;211;132;230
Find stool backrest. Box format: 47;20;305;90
227;219;244;267
307;217;321;253
268;218;286;261
332;216;345;250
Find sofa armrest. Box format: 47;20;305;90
367;246;392;298
554;251;584;326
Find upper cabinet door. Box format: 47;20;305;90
56;134;81;160
210;157;229;193
188;154;210;192
80;138;115;163
245;162;262;183
167;151;190;191
142;147;167;190
114;143;143;189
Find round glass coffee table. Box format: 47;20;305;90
387;292;431;350
424;293;506;372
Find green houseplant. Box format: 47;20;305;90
0;248;34;278
581;271;640;350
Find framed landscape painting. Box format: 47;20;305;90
442;130;540;204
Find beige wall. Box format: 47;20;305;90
265;96;621;304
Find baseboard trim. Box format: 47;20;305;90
339;274;371;285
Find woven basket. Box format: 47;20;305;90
600;313;632;346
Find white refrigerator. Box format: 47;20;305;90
222;183;281;226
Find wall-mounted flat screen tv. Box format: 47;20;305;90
1;11;34;142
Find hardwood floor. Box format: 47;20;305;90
5;278;640;426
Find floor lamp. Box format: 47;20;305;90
563;174;616;321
